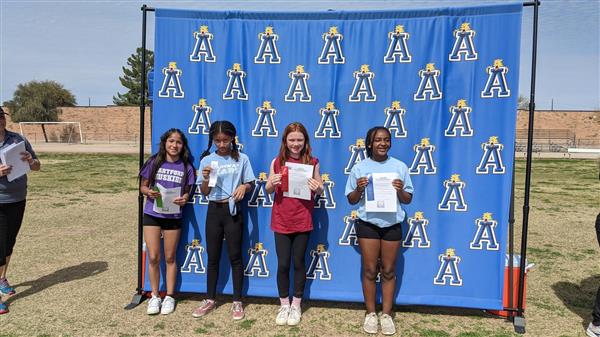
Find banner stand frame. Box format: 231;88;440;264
129;3;541;334
511;0;540;333
125;4;153;311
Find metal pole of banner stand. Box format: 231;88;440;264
507;155;515;317
123;3;541;322
512;0;541;333
125;4;155;310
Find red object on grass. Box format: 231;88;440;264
488;261;528;317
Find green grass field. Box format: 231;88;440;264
0;153;598;337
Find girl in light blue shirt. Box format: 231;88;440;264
192;121;255;321
345;126;413;335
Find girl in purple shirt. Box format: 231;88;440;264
139;128;195;315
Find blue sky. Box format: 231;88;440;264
1;0;598;110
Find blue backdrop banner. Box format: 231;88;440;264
148;2;522;310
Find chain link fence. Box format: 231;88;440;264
515;129;599;153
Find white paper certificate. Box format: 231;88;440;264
152;183;182;214
284;162;313;201
0;141;30;182
365;172;398;213
208;161;219;187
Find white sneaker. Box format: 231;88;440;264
587;322;600;337
275;305;290;325
287;305;301;326
380;313;396;335
363;312;378;334
160;296;175;315
147;295;161;315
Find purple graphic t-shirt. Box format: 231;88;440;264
140;158;195;219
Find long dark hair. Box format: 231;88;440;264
365;126;392;158
142;128;194;187
200;120;240;161
277;122;313;167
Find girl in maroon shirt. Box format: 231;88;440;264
265;122;323;326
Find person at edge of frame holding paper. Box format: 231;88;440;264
0;106;41;315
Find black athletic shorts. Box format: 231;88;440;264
355;219;402;241
143;213;182;230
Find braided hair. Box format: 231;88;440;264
200;120;240;161
365;126;392;158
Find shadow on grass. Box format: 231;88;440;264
552;275;600;329
5;261;108;304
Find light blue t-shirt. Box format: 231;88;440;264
199;152;256;201
345;156;414;228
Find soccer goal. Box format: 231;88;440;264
18;122;84;144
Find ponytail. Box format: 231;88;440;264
230;137;240;161
200;137;213;160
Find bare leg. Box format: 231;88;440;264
162;229;181;296
380;240;401;315
0;256;9;279
358;238;381;313
143;226;162;296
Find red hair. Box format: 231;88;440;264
277;122;313;167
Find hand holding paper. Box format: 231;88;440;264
0;141;31;182
283;162;313;200
307;177;321;192
355;177;369;192
20;151;34;165
280;166;289;192
392;178;413;204
208;161;219;187
172;194;189;206
392;179;404;191
152;183;182;214
146;186;161;200
268;172;283;186
0;164;12;178
152;186;163;208
365;172;398;213
201;165;211;181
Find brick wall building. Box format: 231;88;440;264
2;106;151;144
0;106;598;147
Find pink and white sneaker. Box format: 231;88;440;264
192;299;216;318
231;301;244;320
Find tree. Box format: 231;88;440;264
518;95;530;110
3;80;76;142
113;47;154;106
